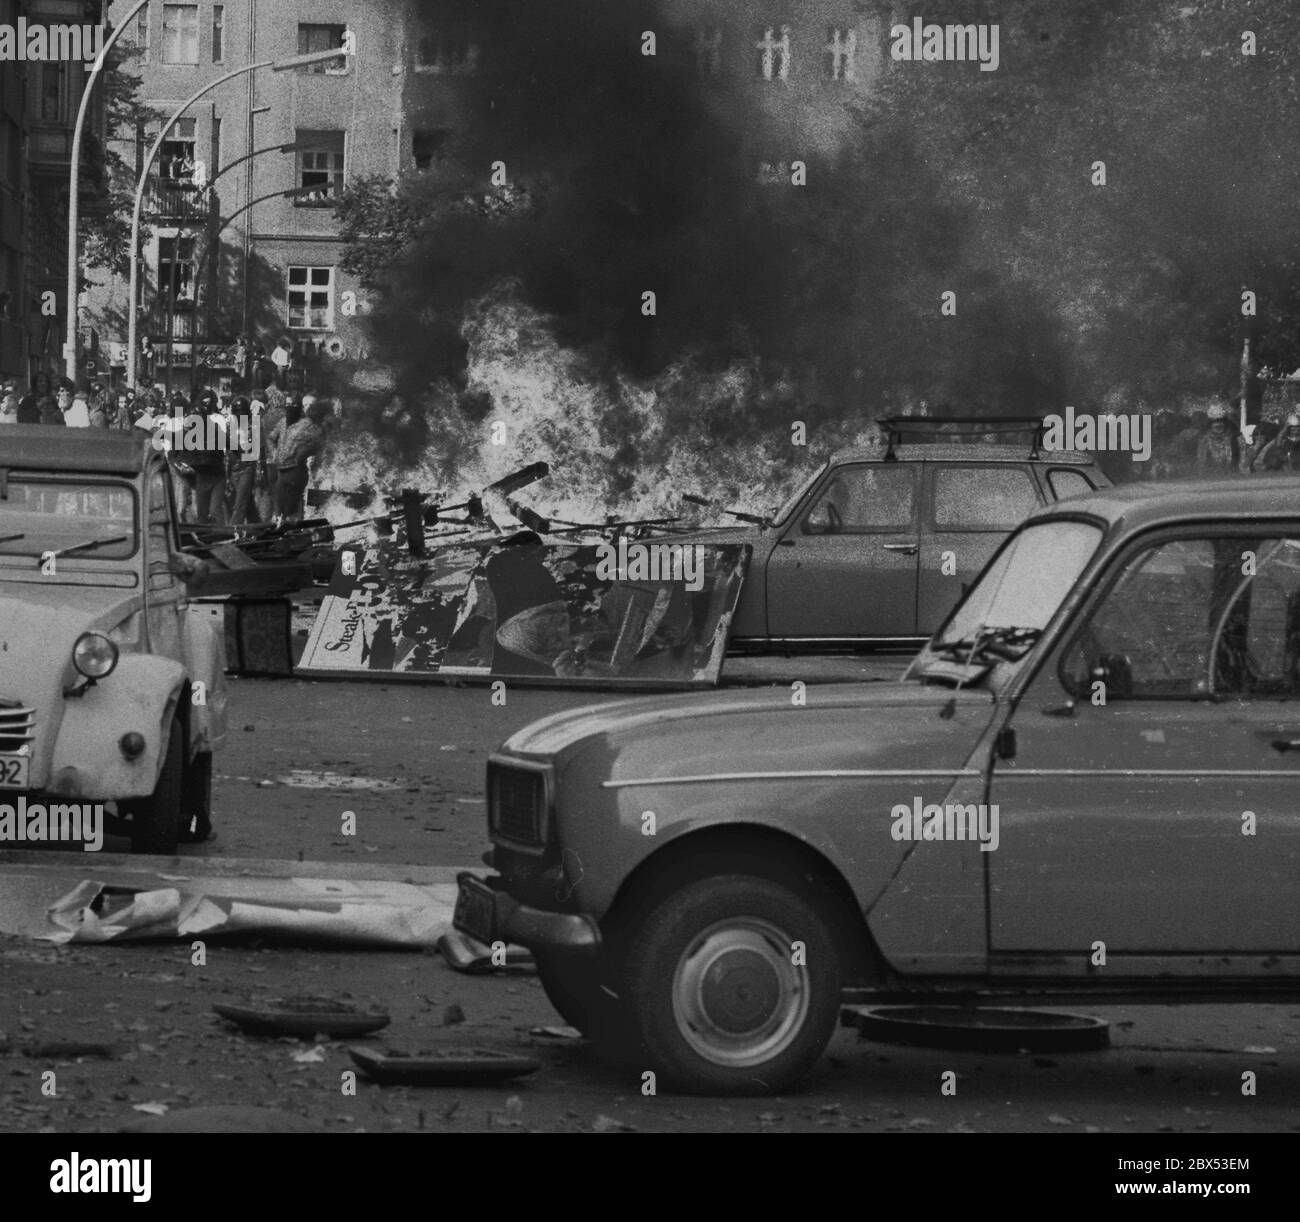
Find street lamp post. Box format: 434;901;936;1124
126;42;352;388
65;0;153;383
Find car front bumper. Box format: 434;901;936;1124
454;871;601;956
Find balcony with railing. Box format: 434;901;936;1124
143;297;201;344
143;177;213;224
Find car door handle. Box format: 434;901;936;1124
776;538;796;546
882;542;918;555
1270;738;1300;752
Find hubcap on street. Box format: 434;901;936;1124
672;917;808;1068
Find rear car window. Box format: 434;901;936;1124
932;467;1039;529
1048;469;1094;500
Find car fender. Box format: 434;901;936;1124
47;655;186;801
180;605;229;756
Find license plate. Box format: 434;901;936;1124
453;874;497;945
0;754;29;789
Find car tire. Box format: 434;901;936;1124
180;749;213;842
621;874;841;1095
127;719;184;855
534;949;615;1035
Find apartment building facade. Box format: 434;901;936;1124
93;0;415;393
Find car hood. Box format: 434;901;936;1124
0;586;141;676
501;682;996;781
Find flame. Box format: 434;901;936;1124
314;282;877;534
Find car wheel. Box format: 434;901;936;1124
180;749;213;842
621;874;841;1095
127;719;184;855
534;949;613;1035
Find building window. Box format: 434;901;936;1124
158;234;196;304
295;130;345;205
411;128;449;173
38;64;65;122
693;27;722;78
297;23;349;74
287;266;333;330
136;4;150;62
756;25;791;81
211;5;224;63
159;117;197;181
210;116;221;179
161;4;200;65
415;33;479;74
826;27;856;81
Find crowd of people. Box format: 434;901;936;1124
0;374;331;527
1149;403;1300;478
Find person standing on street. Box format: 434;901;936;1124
1194;404;1240;477
165;391;197;521
275;397;327;522
111;390;134;429
45;381;74;426
188;389;229;525
226;396;262;525
1253;414;1300;472
18;371;51;424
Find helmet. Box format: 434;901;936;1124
1207;404;1228;421
1287;414;1300;428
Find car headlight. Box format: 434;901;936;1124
73;632;119;679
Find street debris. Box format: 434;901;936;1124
15;870;456;949
273;770;401;791
437;928;535;974
212;998;390;1039
529;1026;583;1040
347;1046;540;1085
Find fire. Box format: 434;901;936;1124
313;283;877;534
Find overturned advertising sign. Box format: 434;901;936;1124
297;533;750;687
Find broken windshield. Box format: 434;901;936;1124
913;519;1103;683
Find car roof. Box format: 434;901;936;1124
830;443;1095;465
1033;475;1300;532
0;425;156;475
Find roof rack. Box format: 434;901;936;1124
878;415;1047;462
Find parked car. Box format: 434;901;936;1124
0;427;227;852
456;476;1300;1093
660;430;1110;645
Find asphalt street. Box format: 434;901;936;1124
1;661;1296;1134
